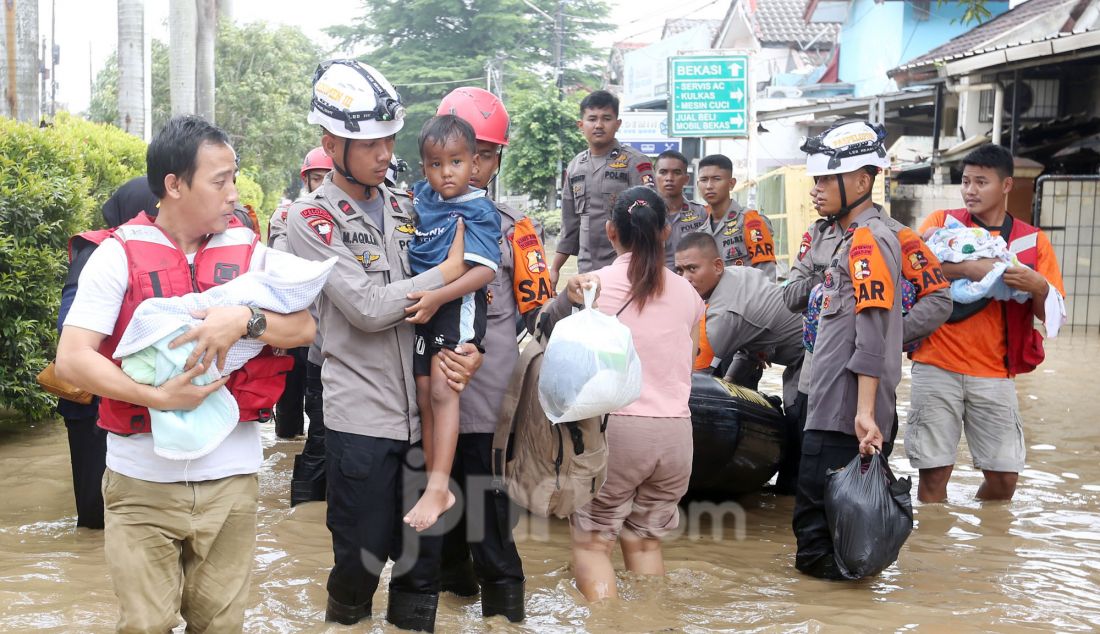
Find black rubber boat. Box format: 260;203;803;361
686;372;787;499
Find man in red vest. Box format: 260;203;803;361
56;115;315;632
907;143;1066;503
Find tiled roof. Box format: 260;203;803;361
662;18;723;40
753;0;839;47
897;0;1087;69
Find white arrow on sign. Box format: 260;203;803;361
730;113;745;127
728;62;742;78
728;88;744;102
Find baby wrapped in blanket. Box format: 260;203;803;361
113;255;336;459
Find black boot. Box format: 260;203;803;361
325;595;370;625
440;558;480;597
386;590;438;632
290;454;327;506
481;581;525;622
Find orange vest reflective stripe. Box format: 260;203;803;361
510;216;555;314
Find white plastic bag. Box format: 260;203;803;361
538;285;642;424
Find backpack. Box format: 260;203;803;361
491;325;608;519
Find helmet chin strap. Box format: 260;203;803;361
824;173;872;225
332;138;378;198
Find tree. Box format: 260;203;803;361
195;0;217;121
214;21;321;209
88;40;170;135
169;0;197;115
327;0;611;180
117;0;146;137
88;21;320;211
501;85;585;208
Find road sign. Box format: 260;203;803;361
617;112;682;156
668;54;749;138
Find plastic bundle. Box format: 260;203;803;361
825;452;914;579
538;285;642;424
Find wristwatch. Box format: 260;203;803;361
245;305;267;339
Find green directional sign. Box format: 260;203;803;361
668;55;749;138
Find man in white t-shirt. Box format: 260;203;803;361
56;115;315;632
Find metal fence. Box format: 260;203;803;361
1033;175;1100;330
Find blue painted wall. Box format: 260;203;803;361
839;0;1009;97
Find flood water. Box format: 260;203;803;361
2;332;1100;632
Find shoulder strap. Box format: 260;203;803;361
615;294;636;317
491;332;545;484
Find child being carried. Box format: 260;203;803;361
404;115;501;530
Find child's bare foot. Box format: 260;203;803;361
403;487;456;532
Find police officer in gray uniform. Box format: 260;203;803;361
285;59;480;632
674;233;804;408
657;149;708;269
552;90;654;283
790;121;905;580
697;154;778;281
783;124;951;495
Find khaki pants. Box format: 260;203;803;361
102;468;259;633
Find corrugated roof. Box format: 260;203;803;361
753;0;839;47
897;0;1085;69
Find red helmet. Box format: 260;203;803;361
300;146;334;181
437;87;509;146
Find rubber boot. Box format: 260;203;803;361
386;590;438;633
325;596;370;625
289;454;326;506
481;581;525;622
440;558;480;597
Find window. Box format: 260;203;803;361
978;78;1061;122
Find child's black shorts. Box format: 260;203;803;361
413;289;488;377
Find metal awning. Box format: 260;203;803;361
755;87;936;122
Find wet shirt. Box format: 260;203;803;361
664;198;709;269
408;180;500;274
704;267;804;406
558;141;654;273
911;209;1065;379
806;206;903;440
284;177;443;443
458;203;548;434
703;201;778;281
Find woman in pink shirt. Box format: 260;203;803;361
560;185;704;601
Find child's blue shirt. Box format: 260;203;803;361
408;180;501;275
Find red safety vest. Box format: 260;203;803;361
84;213;292;435
946;209;1045;375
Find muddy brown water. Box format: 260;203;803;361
2;332;1100;632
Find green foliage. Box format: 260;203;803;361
0;118;94;420
502;86;586;204
49;112;147;228
938;0;994;24
527;207;562;237
87;24;324;217
215;21;320;217
236;172;264;211
329;0;610;181
86;40;171;135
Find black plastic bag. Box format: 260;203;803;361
825;452;914;579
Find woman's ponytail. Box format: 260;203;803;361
610;186;667;310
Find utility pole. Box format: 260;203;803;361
552;0;565;211
50;0;56;117
39;36;46;120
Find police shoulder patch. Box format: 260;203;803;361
300;207;335;245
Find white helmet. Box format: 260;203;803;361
802;121;890;177
308;59;405;140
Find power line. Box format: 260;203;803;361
394;76;485;87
